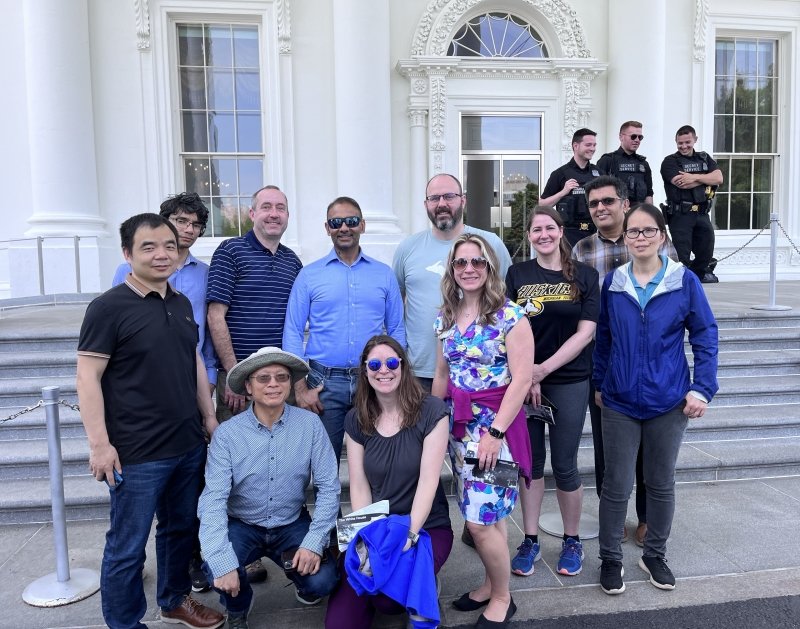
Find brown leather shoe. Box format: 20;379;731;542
635;522;647;547
161;595;224;629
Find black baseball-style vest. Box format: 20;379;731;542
608;151;649;203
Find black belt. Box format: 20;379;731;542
309;359;359;378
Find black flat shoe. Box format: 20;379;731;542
475;597;516;628
452;591;490;611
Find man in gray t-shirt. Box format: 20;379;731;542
392;173;512;383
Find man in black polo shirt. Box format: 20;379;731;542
77;214;223;629
540;128;601;247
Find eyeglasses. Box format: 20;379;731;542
452;256;488;270
588;197;621;209
425;193;462;204
624;227;661;240
627;134;644;141
249;373;292;384
365;357;402;372
171;216;205;233
326;216;362;229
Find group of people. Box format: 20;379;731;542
77;126;720;629
545;122;724;283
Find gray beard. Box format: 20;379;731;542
429;208;463;231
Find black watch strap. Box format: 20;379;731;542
487;426;505;440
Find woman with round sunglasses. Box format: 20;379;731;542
504;205;599;579
594;203;718;595
325;335;453;628
432;233;533;629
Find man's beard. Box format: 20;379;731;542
428;207;463;231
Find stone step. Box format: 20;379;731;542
0;475;109;525
0;336;79;353
0;405;84;440
714;374;800;406
711;327;800;351
714;311;800;329
0;436;89;480
0;375;77;408
703;349;800;377
0;350;77;378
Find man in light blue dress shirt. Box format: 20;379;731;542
283;196;406;465
198;347;340;625
112;192;218;390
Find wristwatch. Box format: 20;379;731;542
487;426;505;440
407;530;420;546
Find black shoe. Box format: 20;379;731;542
227;612;249;629
189;558;210;593
461;523;476;548
245;559;268;584
600;560;625;595
639;555;676;590
452;591;490;612
475;597;516;629
295;588;322;606
700;272;719;283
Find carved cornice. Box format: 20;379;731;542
411;0;592;59
693;0;708;62
134;0;150;51
397;57;606;80
277;0;292;54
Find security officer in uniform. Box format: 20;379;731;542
660;125;724;283
597;120;653;205
540;127;600;247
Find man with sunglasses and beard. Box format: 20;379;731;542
597;121;654;205
283;196;405;468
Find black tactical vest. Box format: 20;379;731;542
670;152;716;205
610;152;648;203
556;162;599;226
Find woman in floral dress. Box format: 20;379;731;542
432;233;533;629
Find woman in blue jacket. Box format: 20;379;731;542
593;203;718;596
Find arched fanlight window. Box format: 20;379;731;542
447;12;548;58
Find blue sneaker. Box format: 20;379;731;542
557;537;584;575
511;538;541;576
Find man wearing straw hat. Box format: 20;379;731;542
198;347;340;628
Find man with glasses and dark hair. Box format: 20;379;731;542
113;192;218;393
574;175;677;548
661;125;724;283
283;196;405;466
392;173;512;392
540;127;601;247
597;121;654;205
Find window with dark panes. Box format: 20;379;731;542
713;38;777;230
177;23;264;237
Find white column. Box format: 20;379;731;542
409;109;429;233
606;0;667;195
22;0;105;237
332;0;400;235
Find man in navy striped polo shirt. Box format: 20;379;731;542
207;185;303;423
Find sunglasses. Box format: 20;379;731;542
250;373;292;384
452;256;488;270
327;216;362;229
366;357;402;372
588;197;621;209
627;134;644;141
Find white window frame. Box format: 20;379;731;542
146;0;298;257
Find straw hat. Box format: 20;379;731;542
226;346;309;394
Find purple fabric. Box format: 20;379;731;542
446;380;532;484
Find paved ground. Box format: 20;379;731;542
1;280;799;628
3;477;800;628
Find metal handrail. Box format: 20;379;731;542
0;235;95;296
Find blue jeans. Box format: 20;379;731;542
307;360;358;466
101;443;206;629
203;510;339;615
598;404;688;562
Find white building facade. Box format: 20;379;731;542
2;0;799;298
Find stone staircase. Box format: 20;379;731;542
1;304;800;525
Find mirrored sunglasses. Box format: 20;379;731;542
365;357;402;372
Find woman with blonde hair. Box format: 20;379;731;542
433;233;533;629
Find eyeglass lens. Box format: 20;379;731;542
327;216;361;229
588;197;619;209
366;357;402;372
624;227;660;239
629;134;644;140
251;373;291;384
426;193;461;203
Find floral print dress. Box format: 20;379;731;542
434;299;525;525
